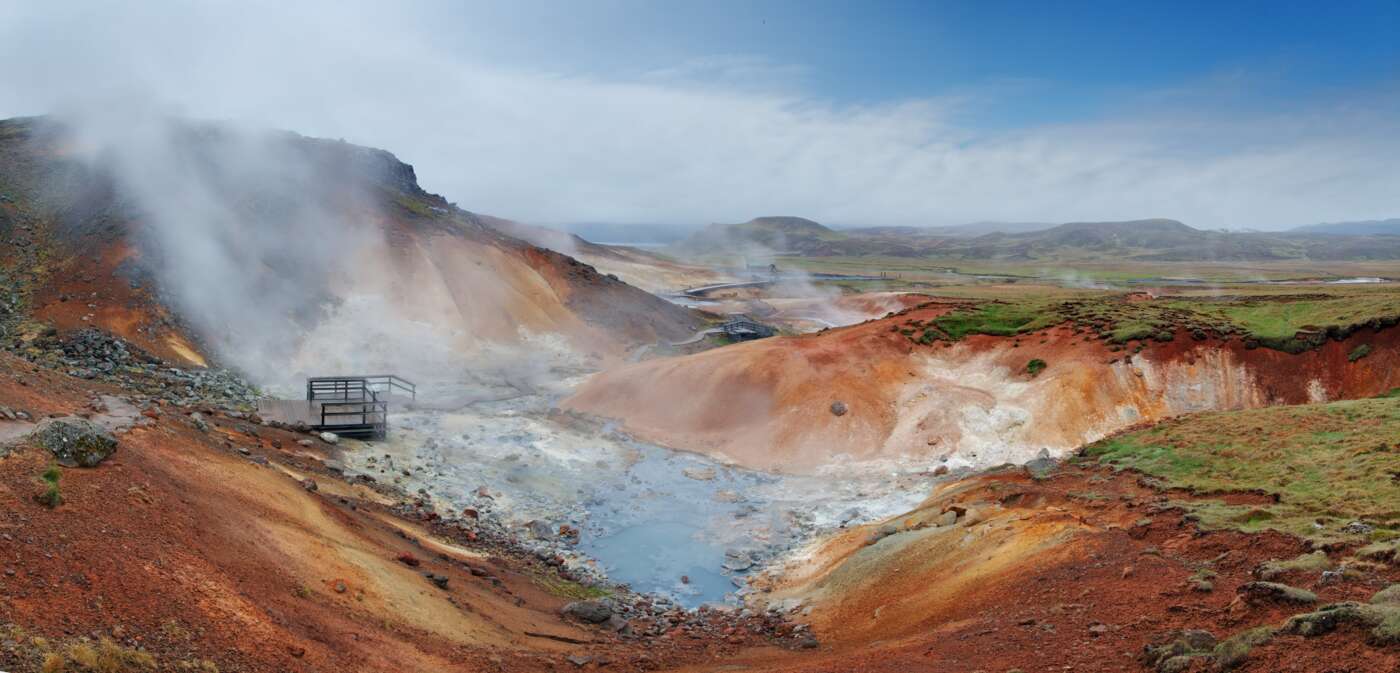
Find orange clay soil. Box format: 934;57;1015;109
695;462;1400;673
564;301;1400;473
2;352;1396;672
0;353;776;673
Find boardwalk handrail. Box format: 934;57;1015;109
306;375;416;402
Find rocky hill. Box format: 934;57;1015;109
0;116;701;383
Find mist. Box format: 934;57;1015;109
3;1;1400;231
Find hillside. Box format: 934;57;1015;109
0;116;701;382
1290;218;1400;236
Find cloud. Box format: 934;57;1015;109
2;0;1398;230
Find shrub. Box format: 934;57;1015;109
1026;359;1047;377
1349;344;1373;362
37;464;61;508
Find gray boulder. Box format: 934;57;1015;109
561;599;613;624
30;417;118;467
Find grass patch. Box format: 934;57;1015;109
533;574;612;600
1026;358;1047;377
37;463;61;508
1350;344;1374;362
1084;397;1400;544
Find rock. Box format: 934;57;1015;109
1023;449;1058;479
937;510;959;527
29;417;118;467
528;520;555;540
318;431;339;445
796;635;819;649
1342;520;1374;536
566;655;592;668
426;573;449;589
297;439;314;447
722;551;755;572
334;580;347;594
396;552;422;567
932;465;949;476
189;412;209;433
829;401;848;416
562;599;613;624
682;466;717;481
1237;581;1317;605
301;479;318;492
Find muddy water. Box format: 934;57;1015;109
338;374;929;607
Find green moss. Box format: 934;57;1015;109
1026;358;1047;377
1213;625;1276;669
1349;344;1373;362
533;574;612;600
1256;552;1332;581
1083;397;1400;543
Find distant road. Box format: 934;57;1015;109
681;273;887;297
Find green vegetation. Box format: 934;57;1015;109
1084;397;1400;544
37;463;61;508
0;624;158;673
884;284;1400;354
1026;358;1047;377
533;573;612;600
1350;344;1374;362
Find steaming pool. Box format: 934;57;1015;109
334;374;930;607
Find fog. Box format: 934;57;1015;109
3;1;1399;231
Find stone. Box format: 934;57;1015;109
829;401;848;416
562;599;614;624
318;431;339;445
682;466;717;481
29;417;117;467
1237;581;1317;605
301;479;318;492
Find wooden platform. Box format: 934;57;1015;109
258;398;388;439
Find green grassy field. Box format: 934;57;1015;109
1082;396;1400;546
774;255;1400;284
878;283;1400;352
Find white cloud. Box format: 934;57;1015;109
1;0;1397;230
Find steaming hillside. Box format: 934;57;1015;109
0;116;699;382
669;215;1400;261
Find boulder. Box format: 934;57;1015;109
318;431;339;445
1237;581;1317;605
30;417;118;467
562;599;614;624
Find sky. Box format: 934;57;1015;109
1;0;1398;230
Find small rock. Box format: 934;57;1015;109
829;401;848;417
562;599;614;624
396;552;422;567
682;466;717;481
318;431;339;445
301;479;318;492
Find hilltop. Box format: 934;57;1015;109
668;214;1400;262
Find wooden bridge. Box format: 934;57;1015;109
258;375;416;440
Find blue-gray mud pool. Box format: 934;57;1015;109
337;372;932;608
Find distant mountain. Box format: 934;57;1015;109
672;216;893;256
1289;219;1400;236
669;214;1400;261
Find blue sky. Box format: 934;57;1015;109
2;1;1399;228
423;0;1400;125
